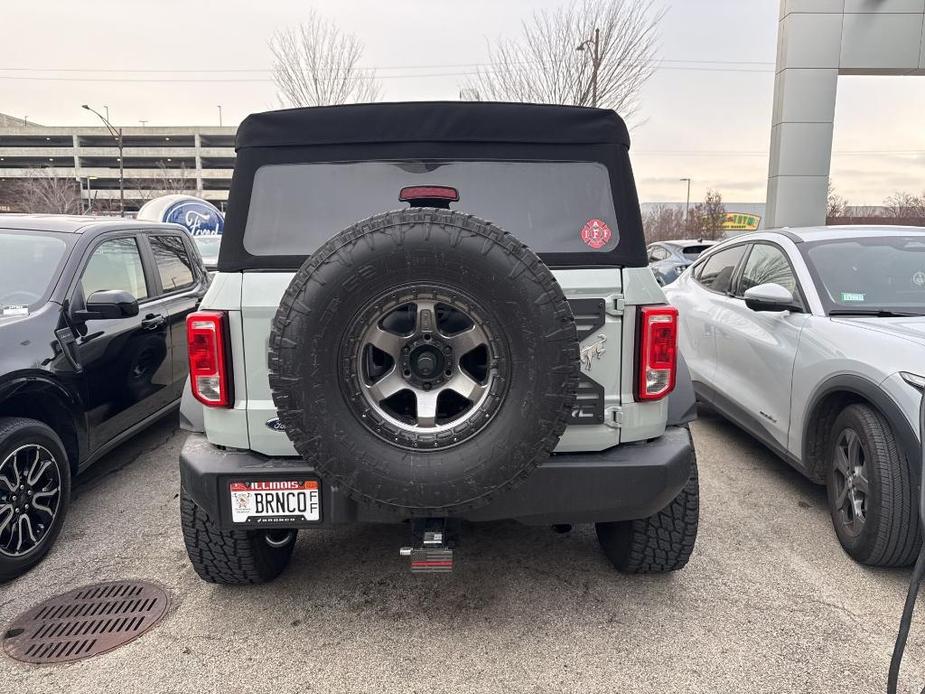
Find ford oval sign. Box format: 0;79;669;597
136;194;225;236
165;200;224;236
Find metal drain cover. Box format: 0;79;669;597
3;580;168;664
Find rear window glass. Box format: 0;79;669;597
681;244;710;260
150;235;195;292
695;245;747;294
243;160;619;257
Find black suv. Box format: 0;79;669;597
0;215;208;581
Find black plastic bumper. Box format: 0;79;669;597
179;426;694;528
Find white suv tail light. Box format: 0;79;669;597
637;305;678;401
187;311;232;407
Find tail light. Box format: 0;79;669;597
187;311;232;407
637;305;678;401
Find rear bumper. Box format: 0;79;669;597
179;426;694;528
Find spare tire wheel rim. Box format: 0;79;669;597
343;285;509;450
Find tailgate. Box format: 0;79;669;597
553;268;624;453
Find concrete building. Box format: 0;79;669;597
0;114;236;213
767;0;925;228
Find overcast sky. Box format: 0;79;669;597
2;0;922;205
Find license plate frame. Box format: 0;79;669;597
226;479;322;527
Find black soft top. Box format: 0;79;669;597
220;102;646;271
236;101;631;150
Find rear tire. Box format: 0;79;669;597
180;487;296;585
595;454;699;574
826;403;921;567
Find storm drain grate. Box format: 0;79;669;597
2;580;168;664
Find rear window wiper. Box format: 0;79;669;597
829;309;923;317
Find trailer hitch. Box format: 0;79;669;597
400;518;455;573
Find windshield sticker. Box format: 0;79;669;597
840;292;866;303
913;271;925;287
580;218;614;250
1;305;29;317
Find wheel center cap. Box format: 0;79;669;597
416;353;436;376
408;345;445;380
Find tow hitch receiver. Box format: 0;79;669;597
400;519;454;573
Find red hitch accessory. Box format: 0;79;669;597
400;530;454;573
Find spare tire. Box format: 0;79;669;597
269;208;579;515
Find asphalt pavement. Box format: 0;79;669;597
2;409;924;693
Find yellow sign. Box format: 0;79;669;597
722;212;761;231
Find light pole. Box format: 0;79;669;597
217;105;223;127
83;104;125;217
680;178;692;222
576;28;601;107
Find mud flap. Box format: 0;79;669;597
667;354;697;427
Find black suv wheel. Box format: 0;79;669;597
0;417;71;583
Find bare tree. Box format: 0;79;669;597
883;191;925;218
463;0;663;119
686;189;726;240
138;162;195;202
9;171;81;214
270;11;381;107
642;204;685;243
826;182;849;220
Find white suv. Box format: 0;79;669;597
666;225;925;566
177;102;700;583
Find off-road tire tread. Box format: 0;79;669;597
180;488;294;585
596;454;699;574
267;208;579;515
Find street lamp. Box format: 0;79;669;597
217;105;223;127
679;178;692;222
576;28;601;107
82;104;124;217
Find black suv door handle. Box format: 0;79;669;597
141;313;167;330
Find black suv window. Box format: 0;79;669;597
81;237;149;301
739;243;799;296
150;235;195;292
695;245;747;294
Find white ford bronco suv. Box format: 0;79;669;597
178;102;699;583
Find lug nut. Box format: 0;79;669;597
423;383;432;391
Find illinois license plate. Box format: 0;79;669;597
229;480;320;524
